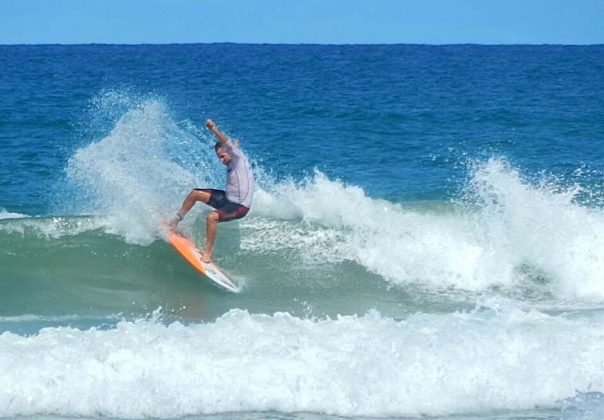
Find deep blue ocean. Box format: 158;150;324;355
1;44;604;419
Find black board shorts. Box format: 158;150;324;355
195;189;250;222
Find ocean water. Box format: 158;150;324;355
1;44;604;419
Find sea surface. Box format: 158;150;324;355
1;44;604;419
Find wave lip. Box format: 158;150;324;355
0;209;27;220
1;308;603;418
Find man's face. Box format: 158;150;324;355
216;147;232;165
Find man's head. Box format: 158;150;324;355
215;142;232;165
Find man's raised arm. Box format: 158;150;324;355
205;119;229;145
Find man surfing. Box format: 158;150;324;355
170;119;254;263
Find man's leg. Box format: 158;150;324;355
201;211;220;263
176;189;212;219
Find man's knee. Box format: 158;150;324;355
207;211;220;223
190;189;210;203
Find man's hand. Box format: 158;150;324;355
205;119;217;131
205;118;229;145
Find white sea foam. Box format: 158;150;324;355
0;308;603;418
66;98;217;245
245;159;604;301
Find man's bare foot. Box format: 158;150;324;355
164;217;179;233
200;250;213;263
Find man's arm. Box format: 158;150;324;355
205;119;229;145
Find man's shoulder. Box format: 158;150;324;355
231;145;249;161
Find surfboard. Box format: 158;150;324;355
168;231;241;293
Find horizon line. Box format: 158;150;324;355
1;41;603;47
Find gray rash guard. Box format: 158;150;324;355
224;142;254;208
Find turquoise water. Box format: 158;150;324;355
1;44;604;419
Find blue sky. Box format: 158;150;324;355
1;0;603;45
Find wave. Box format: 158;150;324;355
1;307;603;418
16;94;603;305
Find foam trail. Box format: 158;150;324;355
0;308;603;418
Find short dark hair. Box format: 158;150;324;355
214;141;225;151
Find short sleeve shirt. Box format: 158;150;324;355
224;142;254;208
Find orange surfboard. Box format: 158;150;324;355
168;231;241;293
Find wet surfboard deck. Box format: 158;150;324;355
168;231;241;293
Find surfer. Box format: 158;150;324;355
170;119;254;263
